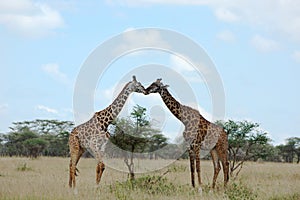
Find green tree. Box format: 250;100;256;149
23;138;48;158
3;120;73;157
277;137;300;163
4;127;38;156
42;131;70;157
216;120;270;178
11;119;74;135
149;134;168;159
0;133;4;156
109;105;161;180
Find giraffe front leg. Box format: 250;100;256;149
188;149;196;188
90;133;108;185
195;147;203;193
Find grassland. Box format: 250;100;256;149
0;157;299;200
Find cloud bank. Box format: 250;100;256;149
0;0;64;38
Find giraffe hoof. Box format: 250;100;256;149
198;187;203;195
73;188;78;195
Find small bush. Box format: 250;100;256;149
225;182;258;200
168;164;187;173
109;175;196;199
16;162;32;172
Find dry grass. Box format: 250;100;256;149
0;157;299;200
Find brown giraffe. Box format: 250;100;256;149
144;78;229;190
69;76;146;188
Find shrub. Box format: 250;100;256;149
16;162;32;172
225;182;258;200
109;175;196;199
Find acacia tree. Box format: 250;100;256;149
109;105;162;180
11;120;74;135
216;120;270;178
148;134;168;159
2;120;73;157
277;137;300;163
23;138;48;158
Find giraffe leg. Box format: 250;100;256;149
90;133;108;185
215;133;230;187
75;147;85;176
188;149;196;188
218;148;229;187
93;150;106;184
195;147;203;193
210;148;221;189
69;133;83;188
96;162;105;184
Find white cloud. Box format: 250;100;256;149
0;104;8;114
213;1;300;42
114;28;171;55
108;0;300;43
169;54;205;83
0;0;64;38
0;104;8;109
106;0;210;6
292;51;300;63
214;7;239;23
35;105;58;114
42;63;71;85
216;30;236;42
170;54;195;73
251;35;280;53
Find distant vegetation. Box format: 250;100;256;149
0;106;299;167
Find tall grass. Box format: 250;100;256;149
0;157;299;200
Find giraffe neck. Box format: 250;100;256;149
159;88;183;121
96;82;133;127
110;82;133;117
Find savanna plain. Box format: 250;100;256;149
0;157;299;200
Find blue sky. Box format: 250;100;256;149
0;0;299;145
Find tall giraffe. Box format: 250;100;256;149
69;76;146;188
144;78;229;190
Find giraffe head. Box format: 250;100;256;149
145;78;169;94
128;75;147;94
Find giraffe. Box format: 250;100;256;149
144;78;229;190
69;76;147;188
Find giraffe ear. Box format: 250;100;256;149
132;75;137;82
156;78;162;83
163;84;169;88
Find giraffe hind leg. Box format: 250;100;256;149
218;147;229;186
96;162;105;184
74;148;84;176
215;134;230;187
69;133;84;188
211;148;221;189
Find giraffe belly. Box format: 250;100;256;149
200;129;221;151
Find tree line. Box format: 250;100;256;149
0;106;299;166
